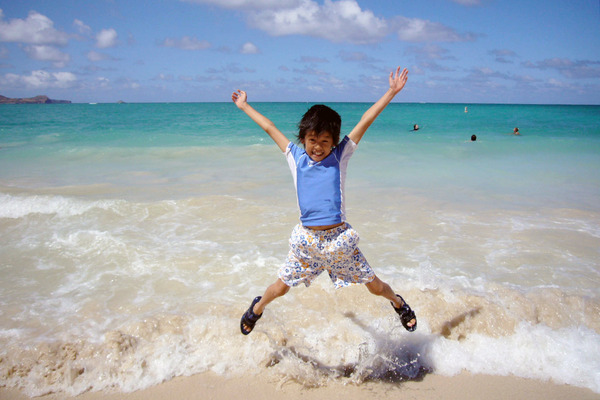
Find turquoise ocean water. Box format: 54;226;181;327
1;102;599;395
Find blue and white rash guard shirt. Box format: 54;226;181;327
285;136;357;226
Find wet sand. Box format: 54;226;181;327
2;371;599;400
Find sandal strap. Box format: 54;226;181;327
240;296;263;335
391;294;417;332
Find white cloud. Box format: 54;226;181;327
181;0;301;10
451;0;481;5
0;70;77;89
0;9;69;45
293;66;327;76
547;78;572;89
240;42;259;54
307;85;324;92
247;0;388;44
96;28;118;48
338;51;375;63
394;17;474;42
87;50;111;62
319;75;344;89
73;19;92;35
525;58;600;79
490;48;518;64
298;56;328;63
405;44;454;60
161;36;211;50
24;45;70;67
113;77;140;90
359;73;388;90
154;73;175;81
418;61;453;72
185;0;473;45
95;77;110;88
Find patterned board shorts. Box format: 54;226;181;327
278;223;375;289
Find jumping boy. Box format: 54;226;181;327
232;66;416;335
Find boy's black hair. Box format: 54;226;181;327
297;104;341;145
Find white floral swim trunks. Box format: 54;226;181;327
278;223;375;289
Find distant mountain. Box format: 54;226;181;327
0;95;71;104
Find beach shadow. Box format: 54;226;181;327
343;312;431;383
265;344;357;380
264;311;432;385
439;307;481;340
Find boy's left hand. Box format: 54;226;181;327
389;67;408;95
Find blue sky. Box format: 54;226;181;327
1;0;599;104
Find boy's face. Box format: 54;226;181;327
302;130;334;162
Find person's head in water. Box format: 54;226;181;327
413;124;419;131
471;134;477;141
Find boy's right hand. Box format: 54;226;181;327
232;89;247;108
230;88;290;151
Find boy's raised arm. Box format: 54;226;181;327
348;67;408;145
232;89;290;152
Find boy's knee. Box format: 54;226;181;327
366;277;385;295
272;279;291;296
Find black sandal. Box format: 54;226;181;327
240;296;262;335
391;294;417;332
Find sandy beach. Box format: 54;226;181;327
2;372;599;400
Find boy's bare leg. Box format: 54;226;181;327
365;275;400;305
366;275;416;328
242;279;290;332
254;278;290;315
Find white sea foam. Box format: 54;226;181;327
0;193;122;219
429;323;600;392
4;292;599;396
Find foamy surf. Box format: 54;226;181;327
1;193;599;396
2;187;599;396
1;284;599;396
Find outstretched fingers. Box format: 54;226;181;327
389;66;408;94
